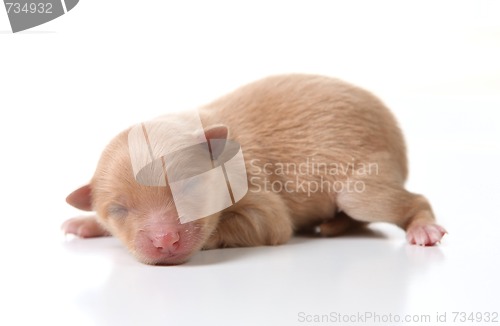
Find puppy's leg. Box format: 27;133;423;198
203;191;293;249
337;181;446;246
61;216;111;238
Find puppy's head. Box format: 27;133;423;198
66;123;230;265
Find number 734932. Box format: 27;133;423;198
5;2;53;14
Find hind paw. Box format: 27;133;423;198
406;223;447;246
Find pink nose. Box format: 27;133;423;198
150;232;180;252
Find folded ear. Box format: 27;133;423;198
204;125;229;160
204;124;228;141
66;184;93;211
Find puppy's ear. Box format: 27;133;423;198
66;184;93;211
204;124;228;141
204;125;229;160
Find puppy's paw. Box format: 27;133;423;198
406;223;447;246
61;216;110;238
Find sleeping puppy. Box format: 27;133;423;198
62;74;446;265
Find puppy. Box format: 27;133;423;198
62;74;446;265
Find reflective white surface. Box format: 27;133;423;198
1;1;499;325
2;219;500;326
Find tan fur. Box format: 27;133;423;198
63;74;445;265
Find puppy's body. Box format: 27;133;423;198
63;75;446;265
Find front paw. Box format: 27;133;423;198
61;216;110;238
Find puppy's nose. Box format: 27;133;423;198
150;232;180;252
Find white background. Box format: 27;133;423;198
1;1;499;325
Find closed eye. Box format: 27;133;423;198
107;204;129;218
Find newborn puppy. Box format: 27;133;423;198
62;74;446;265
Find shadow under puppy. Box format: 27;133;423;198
62;74;447;265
